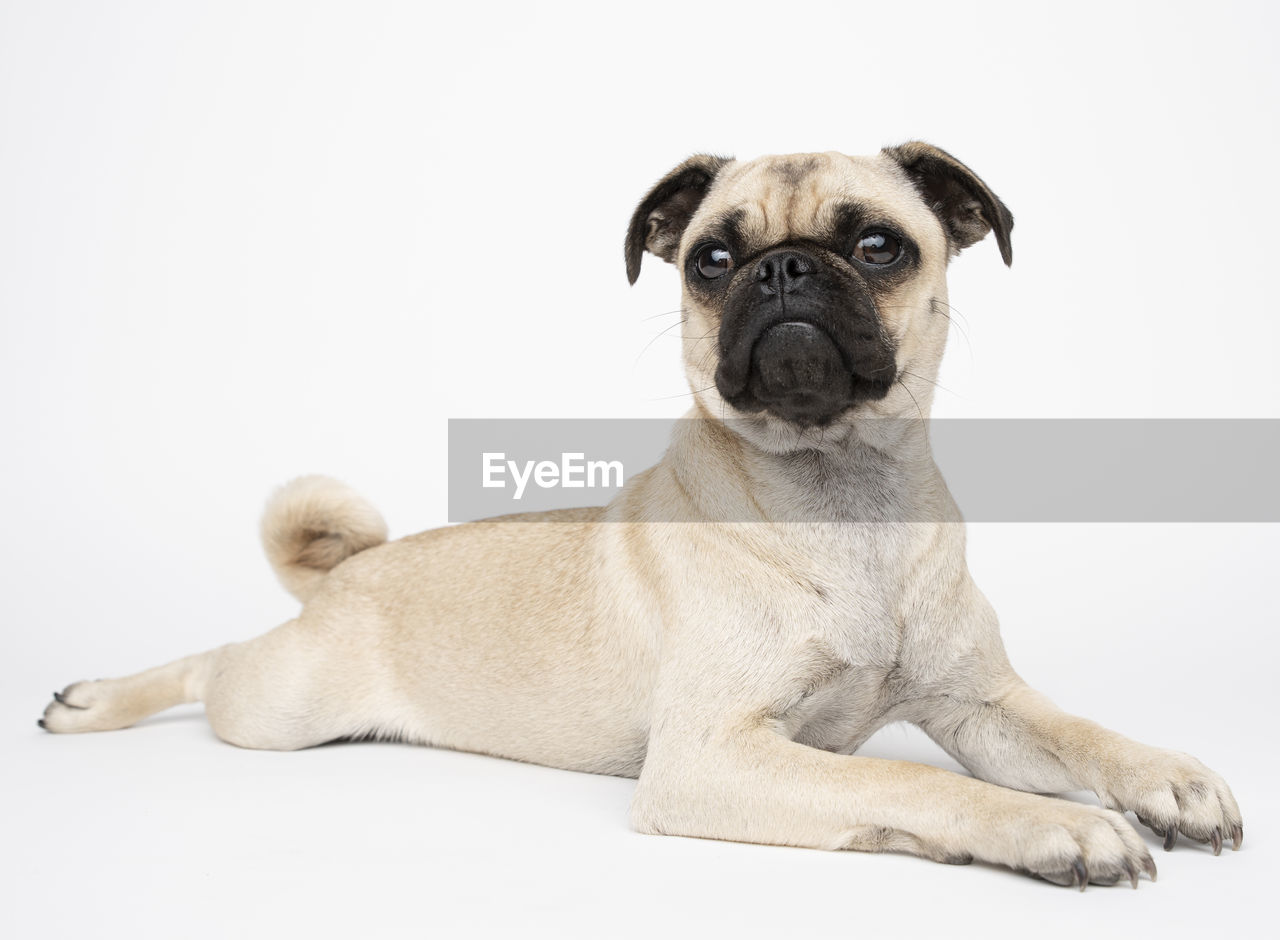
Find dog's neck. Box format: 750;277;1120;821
665;406;954;524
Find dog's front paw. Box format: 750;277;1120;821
1097;747;1242;854
983;794;1156;889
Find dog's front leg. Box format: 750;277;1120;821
631;709;1155;887
917;679;1243;855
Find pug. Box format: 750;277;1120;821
40;143;1241;888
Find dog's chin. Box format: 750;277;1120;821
734;378;893;428
718;375;894;430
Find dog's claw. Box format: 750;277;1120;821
52;690;86;710
1209;827;1222;856
1162;826;1177;852
1072;858;1088;891
1142;855;1158;882
37;718;46;729
1124;859;1139;889
1232;824;1243;850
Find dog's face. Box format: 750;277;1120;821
626;144;1013;447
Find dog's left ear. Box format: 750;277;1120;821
882;142;1014;266
625;154;734;284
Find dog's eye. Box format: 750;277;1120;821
695;245;734;279
852;232;901;265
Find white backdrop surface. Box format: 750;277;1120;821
2;2;1277;937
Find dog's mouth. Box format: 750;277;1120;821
716;320;895;427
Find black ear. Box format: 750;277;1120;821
882;142;1014;266
625;154;733;285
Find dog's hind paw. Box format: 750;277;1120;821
39;680;126;733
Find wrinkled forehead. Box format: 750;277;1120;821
688;151;941;256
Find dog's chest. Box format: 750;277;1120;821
777;663;908;754
765;527;949;753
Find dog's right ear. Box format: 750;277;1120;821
625;154;733;285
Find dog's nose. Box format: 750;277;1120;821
755;251;812;295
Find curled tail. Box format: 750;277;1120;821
261;475;389;603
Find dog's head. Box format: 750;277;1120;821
626;144;1012;445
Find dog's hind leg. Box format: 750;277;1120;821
40;649;220;736
40;618;379;751
41;477;397;749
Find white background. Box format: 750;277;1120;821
2;1;1277;937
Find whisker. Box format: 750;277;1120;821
878;300;974;359
640;308;685;322
900;368;960;399
634;319;687;365
934;301;974;359
647;384;717;402
929;299;973;360
896;377;926;425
